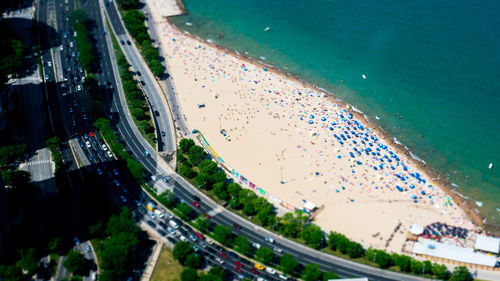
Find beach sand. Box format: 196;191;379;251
145;2;477;253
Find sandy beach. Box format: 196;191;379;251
144;2;478;253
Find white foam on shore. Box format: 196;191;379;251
207;38;214;43
476;201;483;207
351;106;363;113
451;183;459;187
496;208;500;212
393;137;402;145
185;22;192;26
410;152;426;164
375;115;380;120
452;189;469;199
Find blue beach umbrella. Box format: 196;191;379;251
321;117;326;121
308;120;314;124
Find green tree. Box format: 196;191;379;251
242;201;256;216
173;241;194;265
322;270;339;280
188;145;207;165
158;190;176;207
16;248;37;276
64;250;86;273
194;216;210;233
0;30;27;83
346;241;363;258
1;170;31;188
431;263;449;280
179;138;195;154
365;249;392;268
229;197;241;210
179;164;196;178
45;136;60;152
234;236;252;256
391;253;411;272
0;264;23;281
213;225;233;246
410;259;423;274
176;202;192;220
89;220;107;238
299;224;324;249
449;266;472;281
0;143;26;166
212;182;229;200
48;237;62;254
185;253;201;269
180;267;198;281
301;263;322;281
257;206;275;226
255;246;274;265
227;182;242;197
280;254;298;275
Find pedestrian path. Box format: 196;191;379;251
20;159;51;167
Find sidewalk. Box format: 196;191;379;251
138;222;165;281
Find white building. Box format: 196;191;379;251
475;235;500;254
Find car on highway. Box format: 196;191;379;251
192;245;199;252
120;40;125;45
161;131;166;137
188;234;197;242
85;141;91;148
202;213;211;219
265;236;275;243
147;220;156;228
195;232;204;240
74;237;80;245
167;237;176;244
166;226;176;236
228;251;238;258
278;274;289;280
85;245;91;252
250;268;259;274
200;241;207;248
69;41;74;48
179;235;187;242
158;229;167;236
89;131;94;137
77;85;81;91
233;266;243;273
47;61;52;67
60;45;64;51
63;32;67;38
112;168;118;175
82;113;87;120
219;252;228;259
106;150;113;158
135;200;141;207
216;257;224;264
120;195;127;203
265;267;276;274
166;212;174;219
45;74;49;80
254;263;265;270
101;144;108;151
233;223;241;229
126;40;131;45
72;51;75;57
69;106;73;113
154;110;159;116
252;242;261;249
96;168;103;175
191;201;200;208
144;150;150;156
273;246;283;253
234;261;243;268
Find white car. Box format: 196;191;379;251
265;268;276;274
101;144;108;151
179;235;187;242
47;61;52;67
106;151;113;158
77;85;82;91
85;141;91;148
273;246;283;253
60;45;64;51
69;41;74;48
216;257;224;264
265;236;275;243
251;242;261;249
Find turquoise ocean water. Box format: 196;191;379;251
170;0;500;224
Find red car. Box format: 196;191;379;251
233;223;241;229
191;201;200;208
219;252;228;259
234;261;243;268
89;131;94;137
195;232;205;240
250;268;259;274
233;266;242;273
203;213;211;219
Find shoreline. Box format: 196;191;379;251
166;20;487;232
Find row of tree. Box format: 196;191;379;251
94;118;145;182
115;40;156;144
120;7;165;77
0;20;27;84
69;10;96;72
175;138;475;281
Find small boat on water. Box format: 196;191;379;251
264;27;270;32
489;163;493;169
185;22;193;26
362;74;367;79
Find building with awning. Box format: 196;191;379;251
413;239;498;268
475;235;500;254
